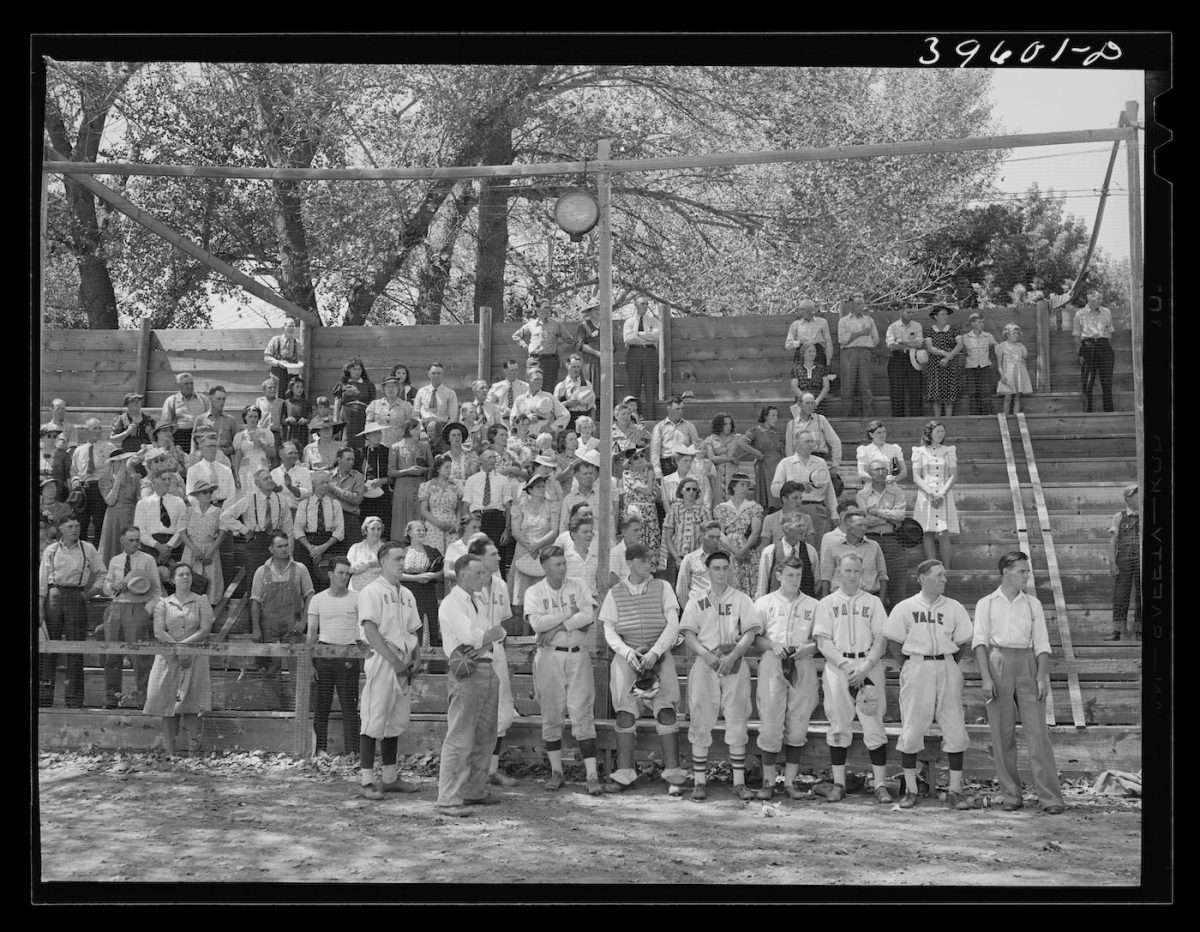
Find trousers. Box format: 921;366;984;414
78;481;107;548
626;345;658;423
533;647;597;741
888;352;923;418
755;652;818;754
1112;554;1141;633
866;532;906;608
822;660;888;750
963;366;994;416
313;655;362;754
686;660;752;751
984;646;1064;807
609;650;680;727
533;354;560;392
40;588;88;707
437;664;499;807
896;657;969;755
103;601;154;704
1079;339;1115;412
840;347;874;418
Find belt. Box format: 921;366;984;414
915;654;947;661
49;585;85;591
800;498;825;505
1081;337;1110;344
554;646;582;653
627;344;656;350
474;656;494;664
865;532;894;539
842;651;867;658
890;350;911;357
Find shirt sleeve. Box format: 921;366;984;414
250;567;265;603
677;597;701;634
1072;310;1083;337
298;563;316;599
755;549;773;599
819;538;835;582
357;585;381;625
331;501;345;541
1030;598;1052;657
971;597;991;650
949;601;974;646
883;601;909;644
737;593;762;635
524;584;571;633
649;586;682;658
675;556;692;606
438;596;483;652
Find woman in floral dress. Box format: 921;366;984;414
703;413;748;508
232;405;275;495
442;423;480;487
347;515;386;592
388;418;430;542
98;452;142;564
740;405;786;512
176;482;226;605
922;305;966;417
620;448;662;560
418;454;463;553
713;474;765;595
509;474;558;612
911;420;959;569
660;476;711;587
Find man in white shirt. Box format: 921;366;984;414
1073;288;1117;412
486;358;529;425
134;471;189;566
753;556;821;799
294;470;346;592
554;353;596;431
461;449;512;574
972;551;1066;813
770;434;837;548
622;296;661;421
101;525;163;708
221;468;294;592
186;433;237;507
784;298;832;367
306;557;362;757
884;559;975;810
38;515;107;707
512;368;569;437
650;395;701;480
819;507;888;601
600;542;687;794
756;511;820;599
559;449;616;535
675;520;724;606
413;361;460;452
783;393;843;462
563;514;598;603
608;514;642;588
161;371;210;451
71;419;117;547
271;440;313;514
678;549;761;801
356;541;423;799
837;301;880;418
525;546;602;795
436;552;509;814
885;305;926;418
813;552;890;804
469;379;505;428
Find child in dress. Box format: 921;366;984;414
996;323;1032;415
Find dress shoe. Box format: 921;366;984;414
1002;800;1024;811
875;785;894;804
586;777;604;796
463;795;501;806
382;777;421;793
358;783;384;800
436;805;474;817
945;790;973;811
545;770;565;791
899;792;918;809
825;783;847;803
488;771;519;787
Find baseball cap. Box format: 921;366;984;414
1124;484;1138;498
123;392;144;404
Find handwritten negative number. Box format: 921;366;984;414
920;37;1121;67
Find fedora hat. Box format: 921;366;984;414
513;552;546;578
357;421;389;437
575;448;601;469
125;572;154;596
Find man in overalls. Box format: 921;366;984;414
1107;484;1141;641
250;532;316;710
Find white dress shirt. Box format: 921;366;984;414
271;463;313;510
294;495;345;542
413;384;460;425
486;378;529;420
649;418;701;477
622;310;661;347
462;469;512;512
972;587;1053;656
885;319;925;352
784;317;831;356
186;458;237;503
439;585;494;660
103;549;165;603
134;493;190;548
838;313;879;349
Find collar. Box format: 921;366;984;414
914;592;945;611
1123;507;1138;517
992;586;1028;605
268;558;296;573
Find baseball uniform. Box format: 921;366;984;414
753;590;820;754
356;576;422;739
813;588;888;750
601;577;681;731
478;570;518;737
525;576;597;742
884;593;973;756
678;586;762;751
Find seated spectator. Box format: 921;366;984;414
39;478;75;528
347;514;387;592
611;403;648;460
280;377;312;448
365;375;415;449
42;398;78;450
39;426;70;498
332;356;376;419
263;317;304;404
255;376;286;448
555;353;596;432
413;362;459;453
294;469;346;592
856;455;908;609
575;415;600;456
856;420;907;485
271;441;313;516
144;562;213;754
338;383;368;451
513;368;569;438
486;357;528;425
250;532;315;710
818;506;887;600
161;372;210;452
186;432;237;507
755;511;819;599
468;379;504;429
110;392;156;453
303;416;341;471
233;406;276;494
622;395;644;427
190;386;238;460
305;556;361;757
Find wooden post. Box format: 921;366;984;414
299;319;315;386
1124;101;1144;519
293;645;314;757
134;317;153;399
595;138;614;721
478;305;493;382
1034;300;1050;393
657;301;672;403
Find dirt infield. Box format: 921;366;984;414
37;750;1141;887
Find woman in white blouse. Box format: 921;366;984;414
855;420;907;485
911;420;959;568
347;515;386;591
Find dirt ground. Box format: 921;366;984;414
37;750;1141;887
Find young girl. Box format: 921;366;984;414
996;323;1032;415
575;416;600;454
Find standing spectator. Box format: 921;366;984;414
233;406;275;494
575;303;602;402
443;513;483;579
327;447;366;548
650;394;701;482
280;377;312;449
160;372;210;452
263;318;304;405
922;305;965;418
191;386;238;460
784;393;843;467
71;418;116;547
961;312;998;416
294;470;345;592
714;473;765;596
885;306;926;418
972;552;1066;813
559;449;616;535
996;323;1033;416
660;478;712;587
462;449;513;576
703;413;750;506
459;403;487;455
365;375;415;449
146;422;189;481
855;420;908;485
514;299;572;391
38;515;106;708
555;353;596;432
513;368;569;437
337;384;368;452
912;420;959;569
42;399;78;450
255;377;286;450
177;480;226;606
509;474;559;619
186;433;237;507
306;557;362;758
303;416;341;471
770;435;837;547
250;532;316;711
413;362;459;453
347;515;387;592
486;358;529;426
1107;484;1141;641
388;364;416;405
818;507;888;601
1073;288;1116;413
785;297;832;368
356;423;393;528
620;448;662;565
790;343;832;410
135;470;189;572
144;563;213;755
97;452;142;564
760;482;814;551
622;295;661;422
101;524;162;708
443;422;480;487
402;520;445;645
221;469;294;594
332;357;377;419
271;441;313;518
837;299;879;418
388;418;431;542
610;514;643;588
740;406;787;513
110;392;156;453
857;455;908;609
555;432;580;498
419;454;464;554
39;426;71;498
563;514;599;606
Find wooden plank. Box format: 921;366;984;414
151;329;276;350
41;331;142;352
293;647;314;757
658;301;671;405
477;305;492;382
1124;102;1145;523
1017;412;1087;730
134;319;153;397
1035;300;1051;392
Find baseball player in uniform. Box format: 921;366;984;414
678;550;762;801
883;559;975;809
599;542;688;793
355;540;424;799
813;551;891;803
752;556;820;799
467;533;521;787
525;545;602;794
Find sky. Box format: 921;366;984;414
205;68;1148;330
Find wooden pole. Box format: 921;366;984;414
134;318;153;398
477;305;493;382
595;138;614;611
42;127;1128;183
43;144;321;330
657;301;672;404
299;319;315;386
1034;299;1050;393
293;645;314;757
1124;101;1144;519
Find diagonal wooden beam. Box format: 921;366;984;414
43;144;322;329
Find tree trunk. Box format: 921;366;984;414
77;253;119;329
270;178;319;315
471;116;514;324
415;181;477;324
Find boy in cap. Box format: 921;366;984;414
1107;484;1141;641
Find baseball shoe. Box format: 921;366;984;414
545;771;565;791
1103;631;1122;641
603;778;628;793
786;784;808;800
488;771;519;787
874;785;894;804
825;783;846;803
435;805;474;817
1001;800;1024;811
358;783;384;800
586;777;604;796
381;777;421;793
1042;804;1065;815
899;792;918;809
691;785;707;802
661;767;688;786
463;795;502;806
945;790;973;810
735;785;755;801
755;786;775;801
607;768;638;787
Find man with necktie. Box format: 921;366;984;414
294;470;346;592
38;515;107;707
221;469;295;602
70;418;116;547
622;296;661;423
486;358;529;426
134;471;189;571
414;361;460;454
101;525;163;708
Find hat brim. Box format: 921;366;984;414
442;422;468;443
